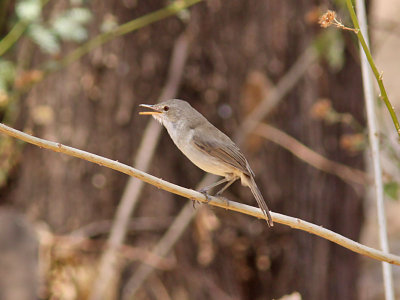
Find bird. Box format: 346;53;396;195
139;99;273;227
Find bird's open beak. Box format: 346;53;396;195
139;104;162;115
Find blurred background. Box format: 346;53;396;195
0;0;399;299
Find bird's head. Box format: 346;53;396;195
139;99;193;124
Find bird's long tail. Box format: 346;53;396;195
247;176;273;227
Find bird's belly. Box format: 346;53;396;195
178;143;234;177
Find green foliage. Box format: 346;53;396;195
52;8;92;42
28;23;60;54
10;0;93;55
384;181;399;200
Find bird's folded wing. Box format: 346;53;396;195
192;132;254;177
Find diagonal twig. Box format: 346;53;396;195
236;47;317;143
53;0;202;70
121;176;214;299
255;123;369;185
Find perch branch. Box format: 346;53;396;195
0;123;400;267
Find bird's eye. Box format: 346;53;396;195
163;106;169;111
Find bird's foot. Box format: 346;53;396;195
199;189;212;203
191;198;201;209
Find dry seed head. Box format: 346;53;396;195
340;133;365;152
318;10;336;28
14;70;44;89
318;10;358;33
310;99;332;119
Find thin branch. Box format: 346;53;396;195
0;20;28;56
255;123;369;185
236;47;317;143
344;2;400;139
121;202;197;299
352;0;395;299
88;31;192;300
45;235;175;270
52;0;202;70
68;217;173;238
1;118;400;266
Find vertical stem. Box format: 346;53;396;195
353;1;395;299
346;0;400;138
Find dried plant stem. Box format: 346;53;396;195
345;0;400;139
0;122;399;267
68;217;173;238
351;1;395;299
236;47;317;143
121;202;196;299
255;123;368;185
49;235;174;270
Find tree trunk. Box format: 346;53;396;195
4;0;364;299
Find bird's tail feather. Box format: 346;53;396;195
248;176;273;227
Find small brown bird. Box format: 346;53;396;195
139;99;273;226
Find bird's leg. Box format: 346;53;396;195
199;177;230;203
215;178;237;196
199;177;231;193
215;178;237;207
